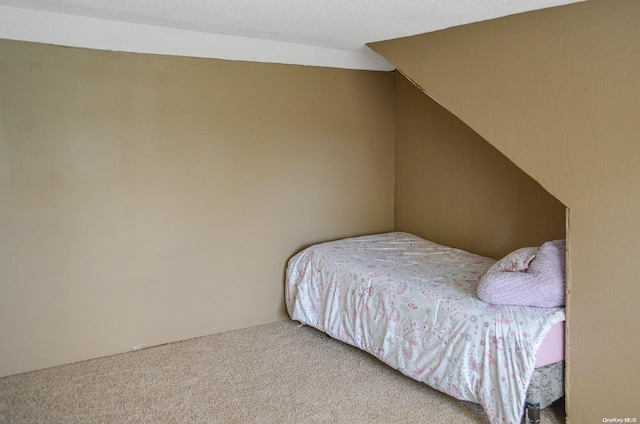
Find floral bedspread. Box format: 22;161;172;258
285;232;565;424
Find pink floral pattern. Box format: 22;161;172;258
486;247;539;272
286;232;565;424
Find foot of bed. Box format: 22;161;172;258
522;401;541;424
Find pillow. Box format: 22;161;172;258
477;240;566;308
486;247;539;273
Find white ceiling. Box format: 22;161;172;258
0;0;584;71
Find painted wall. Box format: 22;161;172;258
0;39;395;377
395;73;565;259
371;0;640;421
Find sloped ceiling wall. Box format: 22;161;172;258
370;0;640;421
393;73;566;260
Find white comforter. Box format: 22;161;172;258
285;232;565;424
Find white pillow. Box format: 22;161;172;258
486;247;539;273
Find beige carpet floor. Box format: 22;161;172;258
0;320;565;423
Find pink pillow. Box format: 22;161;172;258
477;240;566;308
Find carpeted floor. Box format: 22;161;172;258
0;320;565;423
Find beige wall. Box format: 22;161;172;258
0;39;395;377
371;0;640;421
395;73;565;259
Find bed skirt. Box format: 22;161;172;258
526;361;564;409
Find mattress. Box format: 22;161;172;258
535;321;564;368
286;232;565;424
527;321;565;411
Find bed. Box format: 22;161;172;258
285;232;565;424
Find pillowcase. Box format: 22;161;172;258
486;246;539;273
477;240;566;308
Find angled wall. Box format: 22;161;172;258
371;0;640;421
395;73;566;259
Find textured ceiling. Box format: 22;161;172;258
0;0;584;70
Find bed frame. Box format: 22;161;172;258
523;361;565;423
